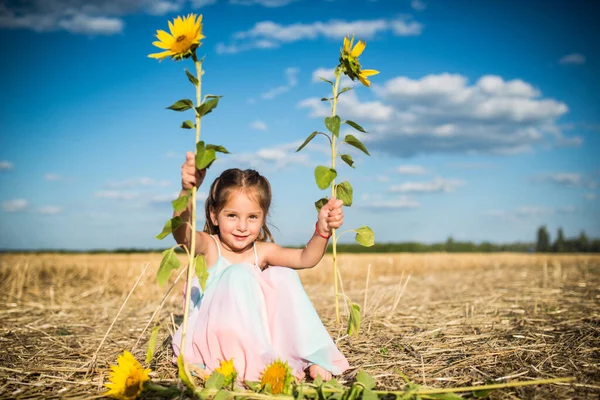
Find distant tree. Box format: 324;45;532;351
578;231;589;252
553;227;566;253
536;225;551;253
445;236;455;252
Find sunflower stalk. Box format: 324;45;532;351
330;70;342;323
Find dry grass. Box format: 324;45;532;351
0;252;599;399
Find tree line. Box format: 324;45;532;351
535;226;598;253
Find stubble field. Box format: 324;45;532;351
0;252;598;399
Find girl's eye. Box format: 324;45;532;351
250;215;259;220
227;214;236;218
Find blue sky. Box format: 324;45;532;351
1;0;599;250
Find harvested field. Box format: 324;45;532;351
0;253;599;399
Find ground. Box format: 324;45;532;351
0;252;598;399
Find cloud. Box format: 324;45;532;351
232;142;311;170
217;16;422;54
44;173;61;181
37;206;62;215
324;72;572;157
359;195;420;210
446;162;494;170
411;0;426;11
396;165;428;175
105;177;171;189
311;67;357;88
532;172;594;187
559;53;586;65
486;205;578;220
389;177;465;193
250;120;268;130
95;190;138;200
260;67;298;99
0;161;13;170
229;0;297;6
2;199;28;212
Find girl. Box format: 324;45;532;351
172;152;350;382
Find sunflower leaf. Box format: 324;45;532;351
325;116;341;138
344;120;367;133
296;131;318;152
196;141;217;169
195;97;220;118
206;144;230;154
314;166;337;190
354;226;375;247
157;248;181;286
355;370;376;390
167;99;194;112
195;255;209;292
145;325;160;364
361;388;377;400
338;87;353;96
206;372;225;390
319;77;334;86
347;303;361;337
343;134;370;155
213;390;233;400
185;69;199;86
321;97;332;101
314;197;328;212
171;190;190;213
181;120;195;129
156;217;183;240
335;181;353;206
340;154;355;168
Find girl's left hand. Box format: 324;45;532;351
317;197;344;235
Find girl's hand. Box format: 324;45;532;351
317;196;344;236
181;151;207;190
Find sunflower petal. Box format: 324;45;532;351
358;74;371;87
351;40;366;57
148;50;174;59
343;36;350;54
360;69;379;77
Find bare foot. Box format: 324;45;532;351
308;364;332;381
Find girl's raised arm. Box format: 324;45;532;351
172;151;212;256
263;197;344;269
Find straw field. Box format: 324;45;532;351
0;252;598;399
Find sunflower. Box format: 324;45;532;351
214;358;237;387
339;35;380;87
259;359;294;395
105;350;151;400
148;14;205;61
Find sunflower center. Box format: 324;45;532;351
124;376;141;398
172;35;193;54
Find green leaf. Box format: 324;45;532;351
206;144;230;154
321;97;332;101
244;380;261;392
354;226;375;247
355;370;375;390
204;94;223;102
177;355;196;390
296;131;318;152
181;120;195;129
325;115;341;138
344;120;367;133
195;98;220;118
335;181;353;206
314;197;328;212
171;191;190;213
205;372;225;390
362;388;378;400
343;134;370;155
314;166;337;190
347;303;361;337
167;99;194;112
423;394;465;400
157;248;181;286
213;390;233;400
185;69;199;86
340;154;355;168
195;254;209;292
319;77;334;86
472;389;493;398
313;375;323;387
156;217;183;240
196;141;217;169
338;87;353;96
145;325;160;364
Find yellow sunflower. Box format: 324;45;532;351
259;359;294;395
105;350;151;400
148;14;205;61
339;35;380;87
214;358;238;387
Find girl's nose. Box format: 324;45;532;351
237;221;247;231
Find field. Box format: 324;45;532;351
1;252;599;399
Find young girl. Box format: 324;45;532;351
172;152;350;382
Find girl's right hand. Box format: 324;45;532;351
181;151;207;189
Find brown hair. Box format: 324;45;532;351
203;168;275;242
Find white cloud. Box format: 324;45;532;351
411;0;426;11
533;172;582;186
95;190;138;200
0;161;13;170
106;177;171;189
447;162;494;170
229;0;297;6
396;165;428;175
37;206;62;215
515;206;553;218
486;205;577;220
359;195;420;210
389;177;465;193
44;173;61;181
57;14;123;35
232;142;311;170
559;53;586;65
251;120;268;131
299;90;393;123
148;1;183;15
2;199;28;212
311;67;357;88
218;16;422;54
260;67;298;99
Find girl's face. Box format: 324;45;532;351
211;189;264;253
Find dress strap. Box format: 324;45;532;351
210;235;221;257
252;242;259;266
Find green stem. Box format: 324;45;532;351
331;70;341;323
178;53;203;363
